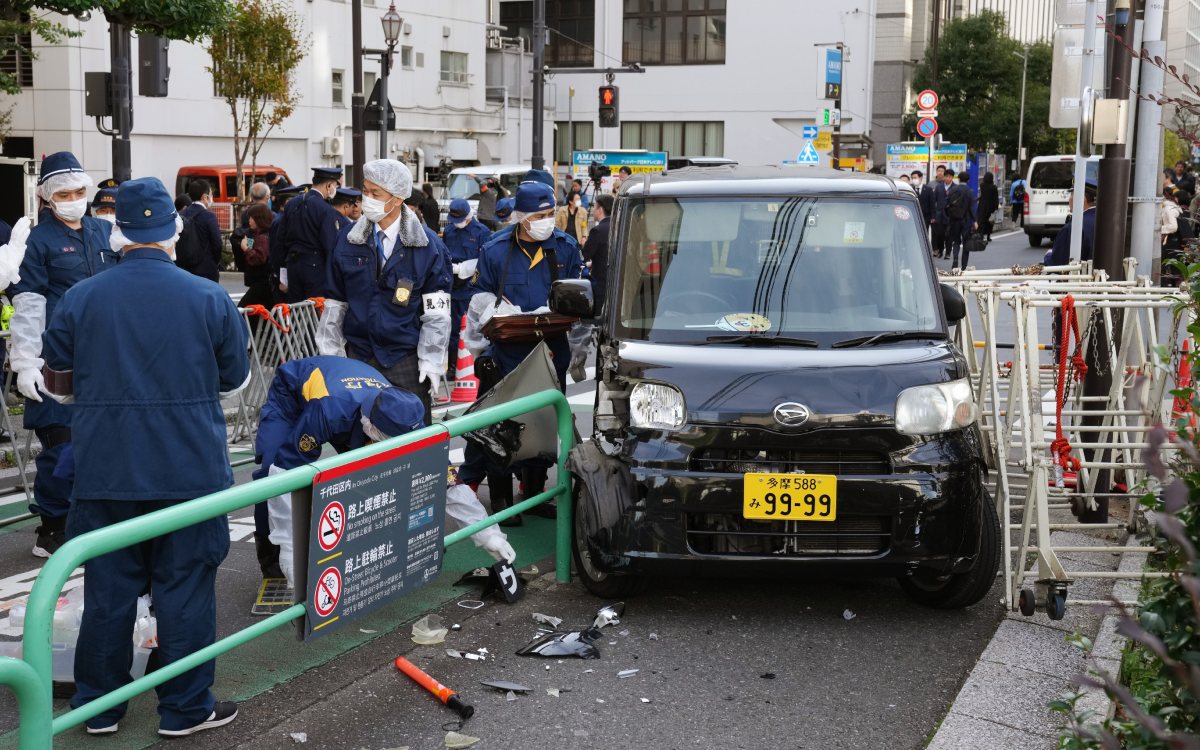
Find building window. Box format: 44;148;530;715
0;18;34;88
363;70;378;98
622;0;725;65
620;120;724;156
400;45;414;70
331;69;344;106
440;51;469;85
500;0;596;67
554;121;595;163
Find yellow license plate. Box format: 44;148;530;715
742;473;837;521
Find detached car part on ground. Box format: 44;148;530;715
553;166;1000;609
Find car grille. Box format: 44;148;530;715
686;514;890;556
689;447;890;476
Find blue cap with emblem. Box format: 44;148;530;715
332;187;361;205
115;177;178;244
448;198;470;220
514;181;556;213
91;187;118;212
521;169;555;188
312;166;344;184
365;388;425;437
38;151;86;185
494;197;515;220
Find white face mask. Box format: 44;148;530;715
454;219;469;229
525;216;555;241
54;198;88;222
361;195;396;223
96;213;117;224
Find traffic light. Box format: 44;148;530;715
599;85;619;128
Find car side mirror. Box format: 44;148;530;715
940;283;966;324
551;279;594;318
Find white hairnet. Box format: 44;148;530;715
36;171;94;201
109;216;184;254
362;159;413;199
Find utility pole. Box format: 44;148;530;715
531;0;546;170
351;0;365;182
108;19;132;182
1014;46;1029;180
1130;0;1165;275
929;0;942;89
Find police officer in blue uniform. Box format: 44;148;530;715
461;180;583;518
90;187;118;223
319;159;453;424
493;197;515;228
10;151;116;558
332;187;362;223
1046;182;1098;266
42;176;248;737
442;198;492;376
254;355;514;583
280;167;346;302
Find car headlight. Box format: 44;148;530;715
895;378;978;435
629;382;686;431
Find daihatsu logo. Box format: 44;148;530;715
773;402;811;427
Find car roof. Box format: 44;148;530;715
621;165;905;198
449;164;530;176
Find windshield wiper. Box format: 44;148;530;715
831;331;948;348
705;334;819;347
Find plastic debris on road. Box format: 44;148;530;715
289;732;307;743
506;690;517;702
359;628;377;634
546;688;561;697
457;600;485;610
532;612;563;628
618;629;630;636
618;669;639;678
518;630;600;659
451;624;462;632
412;614;449;645
446;648;488;661
842;609;857;621
760;673;776;680
479;679;532;693
640;698;651;703
648;632;660;641
444;731;480;748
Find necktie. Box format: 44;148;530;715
376;230;388;264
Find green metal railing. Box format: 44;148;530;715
3;389;574;748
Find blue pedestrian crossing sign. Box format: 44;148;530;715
802;125;818;139
797;140;821;164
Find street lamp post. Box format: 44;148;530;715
378;3;403;159
1014;46;1030;181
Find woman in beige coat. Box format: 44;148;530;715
555;192;588;246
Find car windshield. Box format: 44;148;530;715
447;172;523;201
613;197;943;345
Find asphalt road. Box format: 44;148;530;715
0;234;1052;748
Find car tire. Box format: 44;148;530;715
572;481;645;598
897;491;1001;609
1027;232;1042;247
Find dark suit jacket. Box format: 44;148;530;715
917;185;934;224
581;217;610;306
933;181;948;224
180;202;223;281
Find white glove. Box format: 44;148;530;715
418;368;445;398
0;217;31;288
315;298;348;357
454;259;478;280
17;367;44;403
482;536;517;564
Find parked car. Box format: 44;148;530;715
1023;155;1099;247
553;166;999;609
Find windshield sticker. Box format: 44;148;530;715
843;222;865;244
716;313;772;333
893;206;911;221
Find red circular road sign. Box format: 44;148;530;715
917;117;939;138
917;90;939;110
313;567;342;617
318;501;345;552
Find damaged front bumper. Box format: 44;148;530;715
569;427;987;580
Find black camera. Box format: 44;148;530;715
588;163;611;181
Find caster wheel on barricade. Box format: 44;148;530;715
1018;588;1037;616
1048;592;1067;621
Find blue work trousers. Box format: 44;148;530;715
68;499;229;732
32;427;71;520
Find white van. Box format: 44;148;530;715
439;164;531;224
1023;155;1099;247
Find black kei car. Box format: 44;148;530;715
550;166;1000;609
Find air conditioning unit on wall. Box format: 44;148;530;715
322;136;344;157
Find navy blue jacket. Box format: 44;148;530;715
476;227;583;312
581;216;610;304
933;181;949;224
917;185;934;224
42;247;249;500
281;189;344;264
1048;207;1097;265
442;218;492;301
179;202;223;281
13;214;116;429
254;357;418;476
326;211;452;368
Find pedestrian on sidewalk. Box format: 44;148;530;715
178;179;224;282
977;172;1000;241
912;170;933;228
43;176;248;737
931;165;949;258
1010;177;1026;228
946;171;976;269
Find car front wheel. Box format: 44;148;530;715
572;481;645;598
897;491;1000;609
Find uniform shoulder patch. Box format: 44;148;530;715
299;434;318;453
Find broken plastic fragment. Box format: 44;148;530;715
842;609;856;621
479;679;531;693
359;628;377;634
546;688;560;698
517;630;601;659
465;652;484;661
506;690;517;702
640;698;651;703
596;698;605;703
457;600;486;610
533;612;563;628
446;649;466;659
583;669;594;674
451;624;462;632
618;629;630;637
289;732;307;743
590;602;625;632
760;673;776;680
412;614;449;645
618;669;639;678
444;731;480;748
648;633;660;641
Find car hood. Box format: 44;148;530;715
615;340;964;429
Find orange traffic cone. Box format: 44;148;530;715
1172;339;1197;429
451;314;479;403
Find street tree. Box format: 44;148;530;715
207;0;307;203
0;1;228;140
907;10;1069;161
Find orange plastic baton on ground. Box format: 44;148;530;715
394;656;475;719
